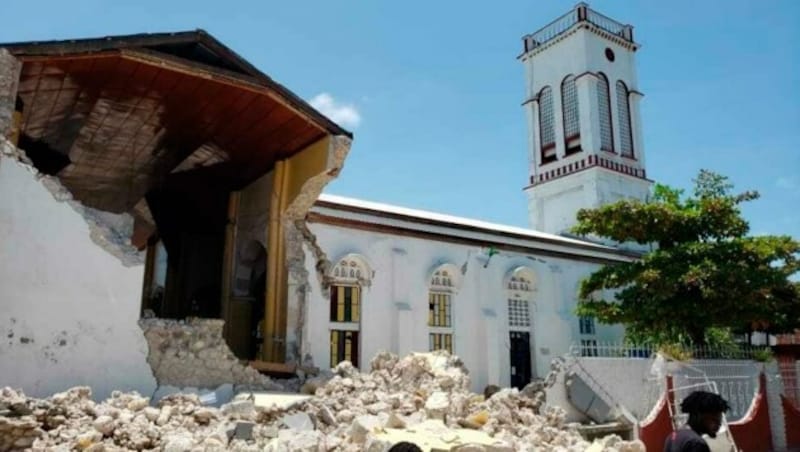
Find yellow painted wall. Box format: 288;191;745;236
263;135;333;362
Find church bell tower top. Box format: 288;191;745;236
520;3;651;236
519;3;637;58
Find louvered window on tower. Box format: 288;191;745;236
597;73;614;152
561;75;581;155
616;80;634;158
538;86;556;164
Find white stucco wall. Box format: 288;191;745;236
301;220;625;393
0;154;156;400
526;166;652;235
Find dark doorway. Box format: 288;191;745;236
145;166;231;320
509;331;533;390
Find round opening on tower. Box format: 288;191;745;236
605;48;615;62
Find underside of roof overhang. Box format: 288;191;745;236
3;31;351;218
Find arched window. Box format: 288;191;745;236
616;80;634;158
597;73;614;153
561;75;581;154
538;86;557;164
428;264;459;354
329;254;372;368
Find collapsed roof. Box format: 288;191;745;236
1;30;350;223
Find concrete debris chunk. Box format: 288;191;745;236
349;414;384;444
0;351;645;451
281;412;314;431
233;420;256;440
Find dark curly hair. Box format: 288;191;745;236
680;391;730;415
388;442;423;452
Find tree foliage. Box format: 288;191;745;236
573;170;800;345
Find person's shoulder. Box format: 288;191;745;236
683;437;711;452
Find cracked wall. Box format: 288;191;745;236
283;135;351;365
0;138;156;400
0;49;20;141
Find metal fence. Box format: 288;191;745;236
570;342;767;422
523;4;634;51
527;9;578;48
570;341;772;361
586;8;631;39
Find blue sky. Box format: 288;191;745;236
3;0;798;239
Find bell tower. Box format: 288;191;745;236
520;3;652;235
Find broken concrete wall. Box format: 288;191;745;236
283;135;351;364
571;357;665;420
0;49;21;140
0;139;156;401
139;317;282;391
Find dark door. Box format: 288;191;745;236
509;331;532;390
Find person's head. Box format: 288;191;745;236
680;391;730;438
483;384;501;400
388;442;423;452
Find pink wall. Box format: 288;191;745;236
728;373;773;452
783;395;800;449
638;376;675;451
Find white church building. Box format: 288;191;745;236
0;3;654;398
299;3;652;392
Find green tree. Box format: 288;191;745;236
572;170;800;346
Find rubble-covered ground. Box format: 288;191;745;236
0;351;644;451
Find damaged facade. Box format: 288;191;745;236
301;195;636;393
3;5;649;402
0;32;352;399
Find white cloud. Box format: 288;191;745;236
309;93;361;129
776;177;797;190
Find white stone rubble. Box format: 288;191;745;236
0;351;645;451
139;318;286;392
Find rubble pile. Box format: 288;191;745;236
0;352;645;451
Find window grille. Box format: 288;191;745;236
508;298;531;327
616;80;634;158
539;86;556;163
597;73;614;152
561;76;580;153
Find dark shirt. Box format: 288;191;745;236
664;428;711;452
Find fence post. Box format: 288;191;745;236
764;363;788;451
666;374;676;424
